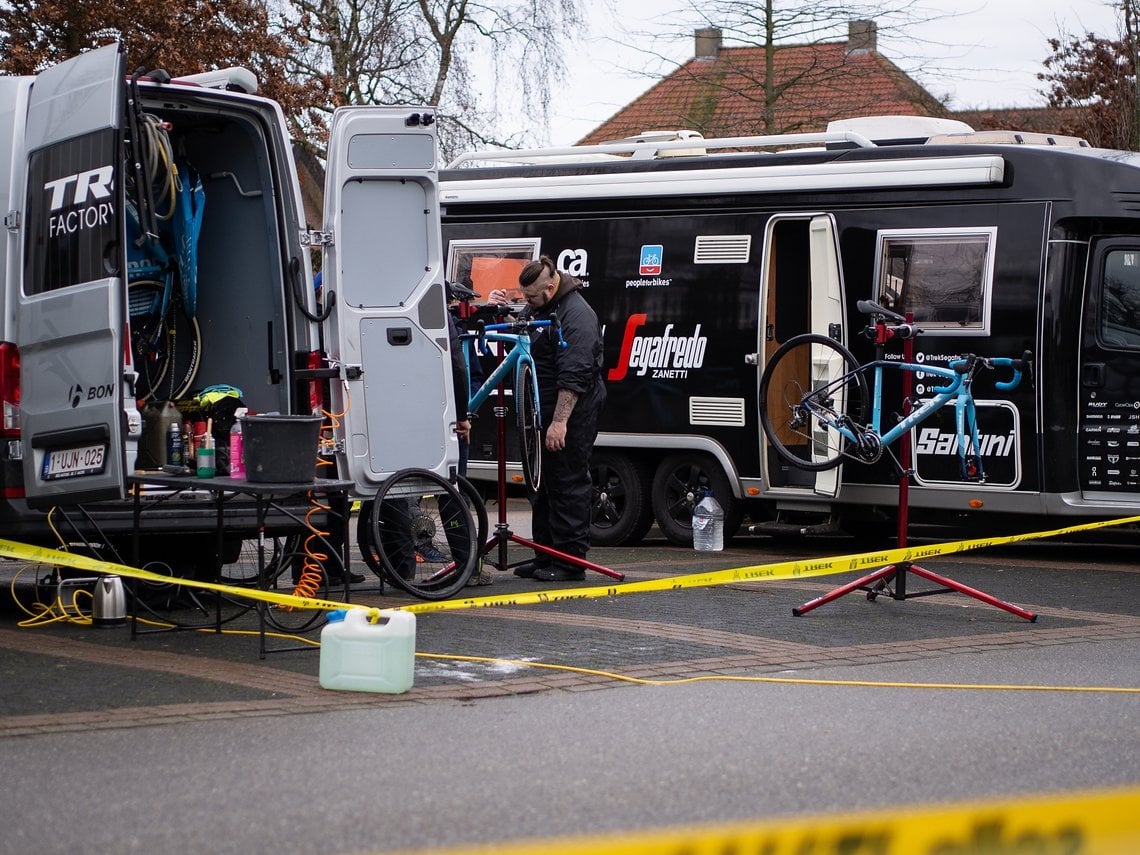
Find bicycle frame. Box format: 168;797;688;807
815;355;1023;480
461;319;560;417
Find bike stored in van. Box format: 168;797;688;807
439;117;1140;545
0;44;460;573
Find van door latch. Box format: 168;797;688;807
344;365;363;380
300;230;334;247
4;211;20;232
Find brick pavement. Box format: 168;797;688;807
4;534;1139;738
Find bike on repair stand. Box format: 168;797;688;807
759;299;1032;482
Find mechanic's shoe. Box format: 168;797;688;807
532;563;586;582
415;543;449;563
465;561;493;587
511;559;550;578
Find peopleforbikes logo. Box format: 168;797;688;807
607;313;708;381
44;167;115;238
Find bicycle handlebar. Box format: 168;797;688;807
947;350;1033;391
466;312;568;348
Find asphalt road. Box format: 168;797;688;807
2;513;1139;854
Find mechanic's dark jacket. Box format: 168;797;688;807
518;273;605;425
447;312;470;421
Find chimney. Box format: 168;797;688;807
847;19;877;54
695;27;722;60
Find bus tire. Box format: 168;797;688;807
650;453;742;547
589;451;653;546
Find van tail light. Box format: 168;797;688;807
308;351;324;415
0;342;20;438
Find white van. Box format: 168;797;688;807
0;44;459;573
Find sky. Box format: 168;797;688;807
525;0;1123;146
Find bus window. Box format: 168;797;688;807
873;227;996;334
1100;249;1140;348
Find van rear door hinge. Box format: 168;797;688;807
300;230;334;247
4;211;20;232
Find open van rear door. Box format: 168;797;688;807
322;106;459;495
17;44;127;507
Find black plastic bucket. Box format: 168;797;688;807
241;414;323;483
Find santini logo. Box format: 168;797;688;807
607;313;707;381
914;428;1015;457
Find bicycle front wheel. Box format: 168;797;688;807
516;360;542;491
368;468;478;600
759;334;868;471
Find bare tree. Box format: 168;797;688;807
1039;1;1140;150
0;0;313;117
280;0;584;158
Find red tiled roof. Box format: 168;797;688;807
578;40;949;145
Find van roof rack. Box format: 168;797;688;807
447;128;876;169
448;115;1093;169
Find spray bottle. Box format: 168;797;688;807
229;408;247;478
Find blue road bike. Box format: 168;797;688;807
759;301;1032;482
459;311;566;492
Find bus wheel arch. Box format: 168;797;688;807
650;452;742;546
590;451;654;546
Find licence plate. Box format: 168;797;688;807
42;444;107;480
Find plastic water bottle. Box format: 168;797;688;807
692;488;724;552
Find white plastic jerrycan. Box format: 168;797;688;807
319;608;416;694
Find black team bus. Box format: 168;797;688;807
439;117;1140;546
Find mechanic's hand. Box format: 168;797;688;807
545;421;567;452
487;289;510;306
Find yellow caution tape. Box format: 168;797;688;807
0;538;372;617
390;785;1140;855
2;513;1139;616
397;514;1140;614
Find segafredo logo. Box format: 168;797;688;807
607;313;708;381
44;166;115;238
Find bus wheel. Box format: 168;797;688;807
590;452;653;546
650;453;742;547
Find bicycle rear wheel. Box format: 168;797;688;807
128;280;169;401
759;334;867;471
516;360;542;491
357;475;488;584
368;468;478;600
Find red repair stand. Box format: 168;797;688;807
791;313;1036;622
475;319;623;582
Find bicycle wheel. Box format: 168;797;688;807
128;280;169;401
516;360;542;491
160;300;202;401
759;334;868;471
358;476;488;582
368;468;477;600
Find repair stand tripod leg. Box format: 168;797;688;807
477;347;623;582
792;313;1035;622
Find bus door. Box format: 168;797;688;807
758;214;846;497
1078;237;1140;496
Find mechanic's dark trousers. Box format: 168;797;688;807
530;384;604;564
